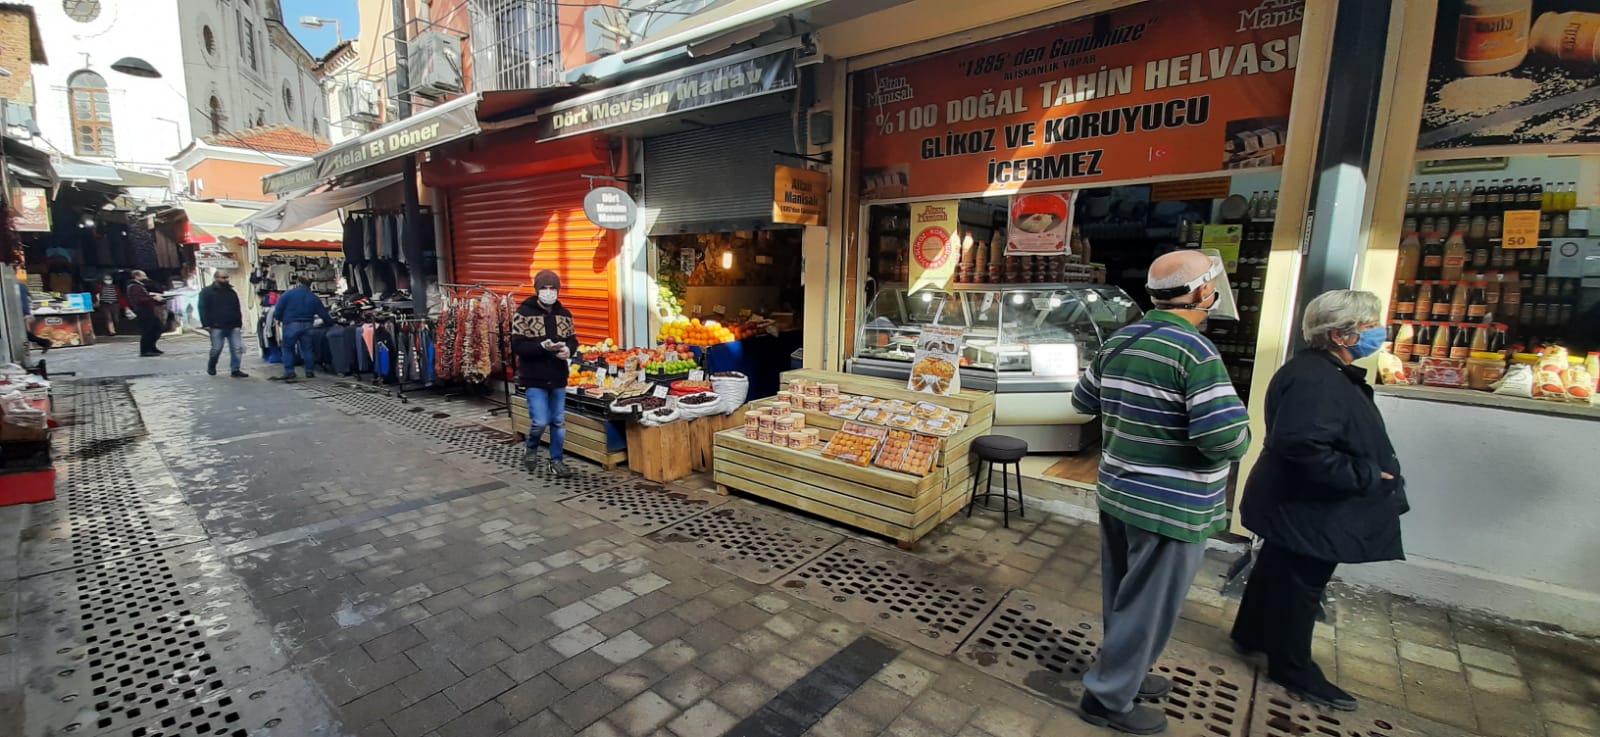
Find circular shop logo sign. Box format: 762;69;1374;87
583;186;638;231
913;226;953;269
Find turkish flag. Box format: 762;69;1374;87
1149;146;1170;161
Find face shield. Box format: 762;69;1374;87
1145;251;1239;321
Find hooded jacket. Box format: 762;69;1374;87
510;295;578;389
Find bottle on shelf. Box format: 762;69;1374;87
1501;179;1517;211
1431;322;1452;358
1471;179;1488;213
1394;322;1415;360
1444;180;1461;215
1432;181;1449;213
1488;213;1502;239
1415;280;1435;321
1467;282;1489;323
1515;177;1532;209
1393;282;1417;320
1406;183;1419;216
1541;179;1556;212
1552;211;1569;237
1562;182;1578;212
1471;324;1491;353
1397;232;1421;282
1449;281;1470;323
1532;178;1545;209
1450;323;1472;359
1487;179;1504;211
1420;232;1445;280
1471;236;1491;269
1442;231;1467;281
1268;190;1279;219
1430;283;1454;321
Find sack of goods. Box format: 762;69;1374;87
674;391;723;418
711;371;749;415
638;406;682;427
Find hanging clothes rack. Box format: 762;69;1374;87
440;281;529;416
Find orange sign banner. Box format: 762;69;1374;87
854;0;1303;200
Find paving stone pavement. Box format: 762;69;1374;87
2;339;1597;737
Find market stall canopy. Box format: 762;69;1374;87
2;135;56;187
618;0;829;61
180;201;254;241
262;93;482;195
242;173;403;233
51;157;169;188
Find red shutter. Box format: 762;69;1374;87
446;168;619;344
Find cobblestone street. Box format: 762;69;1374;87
2;336;1598;737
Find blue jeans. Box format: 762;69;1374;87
525;387;567;462
208;327;243;372
281;321;316;377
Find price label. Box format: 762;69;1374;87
738;309;752;319
689;369;705;381
653;384;669;399
1503;210;1540;249
692;304;703;316
712;304;727;315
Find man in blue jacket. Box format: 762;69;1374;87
268;276;333;382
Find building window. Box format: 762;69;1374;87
282;86;294;116
68;70;114;157
469;0;563;91
243;18;258;70
203;25;217;56
208;95;224;135
63;0;100;23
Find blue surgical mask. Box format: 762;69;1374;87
1349;326;1387;359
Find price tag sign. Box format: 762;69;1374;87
1503;210;1540;249
653;384;669;399
713;304;727;315
689;369;705;381
738;309;752;319
692;305;703;316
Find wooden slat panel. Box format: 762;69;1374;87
715;432;936;497
713;443;931;513
779;369;996;415
714;470;912;542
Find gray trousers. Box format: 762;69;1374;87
1083;512;1207;712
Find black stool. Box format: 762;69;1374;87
967;435;1028;527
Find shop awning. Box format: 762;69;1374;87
617;0;830;61
180;201;255;241
263;93;482;195
535;41;798;142
242;173;403;233
52;157;170;188
3;135;56;187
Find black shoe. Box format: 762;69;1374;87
550;461;575;479
141;351;161;357
207;366;217;376
522;447;541;473
231;371;249;378
1079;691;1168;735
1139;674;1171;700
152;349;164;355
304;372;316;378
268;375;296;382
1277;677;1358;712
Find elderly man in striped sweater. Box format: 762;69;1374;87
1071;249;1252;735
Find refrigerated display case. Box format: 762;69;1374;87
850;283;1142;451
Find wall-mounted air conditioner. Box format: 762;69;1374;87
410;32;464;99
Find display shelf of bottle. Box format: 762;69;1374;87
1394;276;1521;287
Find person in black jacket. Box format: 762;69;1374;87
1232;289;1407;713
126;270;165;357
511;270;579;478
198;272;249;378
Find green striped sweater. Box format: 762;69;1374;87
1070;311;1251;542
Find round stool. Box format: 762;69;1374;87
967;435;1028;528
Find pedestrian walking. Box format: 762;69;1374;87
15;267;51;353
1070;249;1251;734
511;269;579;479
268;276;333;382
125;270;165;357
96;274;120;336
198;272;249;378
1231;290;1406;712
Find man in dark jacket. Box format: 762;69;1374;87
125;270;165;357
1233;289;1407;713
511;269;579;478
269;276;335;382
198;272;248;378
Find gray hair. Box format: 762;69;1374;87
1302;290;1384;351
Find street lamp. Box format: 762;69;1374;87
299;16;342;43
111;57;162;78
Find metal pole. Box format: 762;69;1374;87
392;0;428;316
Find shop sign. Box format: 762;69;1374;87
1418;3;1600;151
909;200;960;293
854;0;1303;199
32;316;85;348
262;161;318;196
1547;237;1600;279
197;256;240;270
11;188;50;231
1202;224;1244;273
313;96;482;183
1006;192;1074;255
583;186;638;230
773;165;828;225
908;324;964;396
1502;209;1540;249
536;47;797;141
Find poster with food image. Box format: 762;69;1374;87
1006;192;1074;255
909;200;961;293
908;324;964;396
1421;1;1600;151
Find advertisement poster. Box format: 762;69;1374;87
12;188;50;232
1202;224;1244;273
909;200;960;293
31;315;87;348
1420;1;1600;152
773;165;829;225
908;324;964;396
1006;192;1074;255
855;0;1303;199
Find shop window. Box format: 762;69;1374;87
63;0;100;23
207;96;225;135
67;70;114;158
652;231;805;330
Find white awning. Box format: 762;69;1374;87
241;174;404;234
618;0;830;61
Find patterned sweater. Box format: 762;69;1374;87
1071;310;1251;542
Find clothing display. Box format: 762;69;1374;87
253;255;340;297
433;290;508;384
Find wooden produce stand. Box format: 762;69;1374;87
713;369;994;549
511;394;627;470
625;421;692;482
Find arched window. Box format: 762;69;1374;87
208;96;224;135
68;70;115;157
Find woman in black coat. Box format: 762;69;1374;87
1232;289;1408;712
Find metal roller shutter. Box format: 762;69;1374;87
644;113;798;234
447;167;619;344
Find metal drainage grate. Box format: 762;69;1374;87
114;666;336;737
562;481;728;535
955;590;1251;737
18;544;289;736
776;543;1003;655
649;502;845;584
1250;681;1468;737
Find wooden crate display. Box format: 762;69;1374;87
713;370;994;549
625;421;693;483
511;395;627;470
